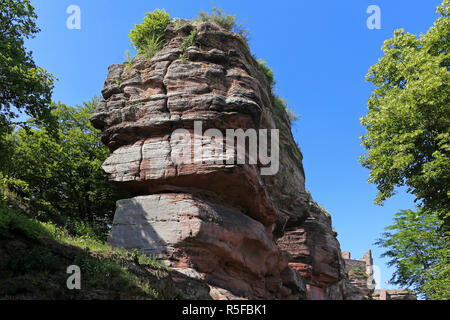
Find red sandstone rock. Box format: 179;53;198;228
91;21;341;300
277;201;347;300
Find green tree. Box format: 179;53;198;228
2;98;123;240
360;1;449;222
376;208;449;299
0;0;56;132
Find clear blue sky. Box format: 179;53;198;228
26;0;443;290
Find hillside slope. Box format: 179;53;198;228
0;202;212;300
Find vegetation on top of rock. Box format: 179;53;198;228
256;59;301;126
180;29;197;52
126;6;301;131
127;6;250;63
193;6;249;41
254;59;302;165
257;59;275;88
124;50;133;71
129;9;171;59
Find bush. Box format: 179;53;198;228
142;35;165;59
180;29;197;51
124;50;133;70
257;59;275;88
286;108;301;123
129;9;171;57
257;59;300;125
0;174;29;197
273;94;300;125
64;217;109;242
194;6;249;41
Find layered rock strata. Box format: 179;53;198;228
91;21;343;299
277;202;347;299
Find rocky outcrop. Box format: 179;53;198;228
108;194;304;299
90;21;342;299
277;202;347;300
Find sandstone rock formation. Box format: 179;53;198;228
91;21;345;299
277;202;347;300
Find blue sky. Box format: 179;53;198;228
26;0;443;290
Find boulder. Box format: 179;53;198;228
91;21;341;300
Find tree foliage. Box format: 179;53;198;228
1;98;123;240
376;208;449;299
360;1;450;222
0;0;56;132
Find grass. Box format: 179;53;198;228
193;6;249;41
0;202;170;299
143;35;164;60
124;50;133;71
180;29;197;52
257;59;301;126
0;202;51;240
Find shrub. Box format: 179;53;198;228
142;35;165;59
129;9;171;57
124;50;133;70
286;107;301;123
194;6;249;41
257;60;300;125
179;53;187;63
180;29;197;51
64;216;109;242
273;94;300;124
257;59;275;88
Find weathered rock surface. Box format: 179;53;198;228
91;21;342;299
277;202;347;300
109;194;305;299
